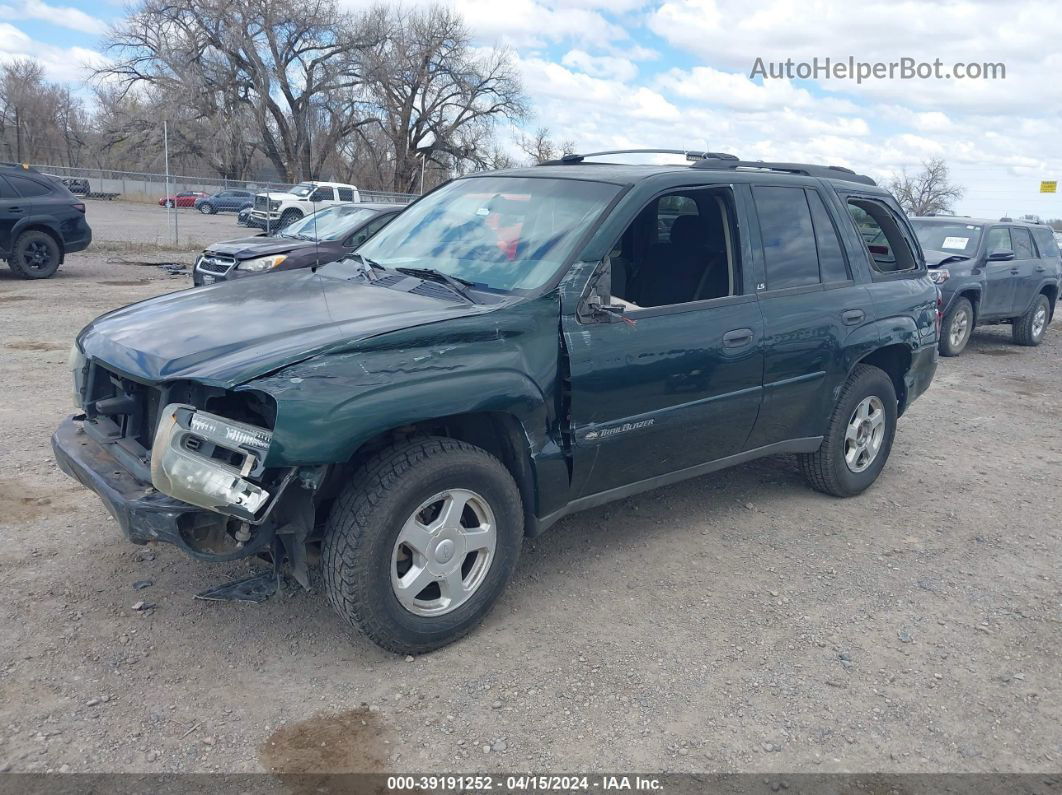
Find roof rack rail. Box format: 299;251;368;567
0;161;36;171
541;149;740;165
689;159;876;186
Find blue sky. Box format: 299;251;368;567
3;0;1061;219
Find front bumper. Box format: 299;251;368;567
52;415;215;551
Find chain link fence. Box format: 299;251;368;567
33;164;418;205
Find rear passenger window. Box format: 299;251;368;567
846;198;917;273
6;174;51;198
806;190;850;283
1011;228;1035;258
753;186;819;290
1031;227;1061;259
337;187;355;202
309;187;333;202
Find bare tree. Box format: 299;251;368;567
358;5;527;192
517;127;574;164
888;159;965;216
99;0;384;182
0;60;90;166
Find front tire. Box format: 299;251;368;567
322;436;523;655
939;297;973;356
199;203;215;215
1012;294;1050;346
9;230;61;279
279;209;302;228
800;364;898;498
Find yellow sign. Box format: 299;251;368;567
1041;180;1057;193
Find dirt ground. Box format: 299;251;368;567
0;202;1059;775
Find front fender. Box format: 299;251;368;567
252;364;553;466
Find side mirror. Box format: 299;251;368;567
988;250;1015;261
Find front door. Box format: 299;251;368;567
982;227;1018;318
561;186;765;499
1009;226;1041;316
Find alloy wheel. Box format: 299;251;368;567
391;489;497;617
844;396;886;473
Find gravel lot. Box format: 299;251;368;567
0;202;1059;775
79;197;256;250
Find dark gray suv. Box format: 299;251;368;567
911;216;1061;356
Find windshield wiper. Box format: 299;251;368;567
349;252;386;281
395;266;478;303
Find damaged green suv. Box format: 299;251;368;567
53;151;938;654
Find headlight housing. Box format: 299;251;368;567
928;268;949;284
239;254;287;273
68;343;87;409
151;404;275;520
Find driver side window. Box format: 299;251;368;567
608;188;739;311
986;227;1012;255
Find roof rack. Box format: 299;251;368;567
541;149;740;165
689;159;876;186
0;161;37;172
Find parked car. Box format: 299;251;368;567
193;203;400;285
158;191;208;208
1;162;92;279
910;216;1061;356
194;190;254;215
249;181;359;229
236;206;258;228
53;151;937;654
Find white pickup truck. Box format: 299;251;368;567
250;181;361;229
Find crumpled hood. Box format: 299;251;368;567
77;266;486;389
924;248;972;267
203;235;314;259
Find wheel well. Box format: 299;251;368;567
1041;283;1058;320
19;224;65;260
856;344;912;415
347;412;536;534
956;289;980;321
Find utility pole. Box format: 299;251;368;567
164;120;178;245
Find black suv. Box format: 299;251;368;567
911;216;1061;356
54;151;937;654
1;163;92;279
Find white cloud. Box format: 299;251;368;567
0;0;108;34
561;49;638;81
0;22;107;83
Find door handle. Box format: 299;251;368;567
1010;268;1020;274
1035;266;1047;273
7;206;23;214
722;328;754;347
842;309;865;325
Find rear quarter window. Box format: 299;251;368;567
6;174;52;198
1031;227;1060;259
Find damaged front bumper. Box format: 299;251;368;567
52;406;291;561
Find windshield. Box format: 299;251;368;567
356;176;621;291
289;183;316;197
283;206;378;241
911;220;983;257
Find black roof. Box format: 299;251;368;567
482;150;877;188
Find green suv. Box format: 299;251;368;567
53;151;938;654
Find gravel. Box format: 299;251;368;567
0;211;1059;773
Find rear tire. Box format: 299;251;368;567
800;364;898;497
1012;294;1050;346
322;436;523;655
939;297;973;356
9;230;61;279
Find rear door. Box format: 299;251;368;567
744;183;869;448
982;226;1018;318
0;176;21;253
